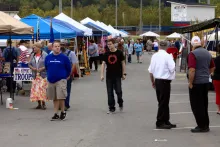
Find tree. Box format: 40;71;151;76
41;1;54;11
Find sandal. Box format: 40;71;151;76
36;105;42;109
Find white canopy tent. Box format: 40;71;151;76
14;14;21;20
140;31;160;37
55;13;92;36
108;25;128;38
81;17;116;36
204;31;220;41
166;32;181;39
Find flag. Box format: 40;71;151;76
36;18;40;41
50;18;54;43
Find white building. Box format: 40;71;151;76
167;1;216;22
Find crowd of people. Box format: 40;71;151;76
0;36;219;130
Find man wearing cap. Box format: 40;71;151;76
188;36;215;133
148;40;176;129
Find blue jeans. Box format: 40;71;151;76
65;77;73;108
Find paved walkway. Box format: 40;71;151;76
0;53;219;147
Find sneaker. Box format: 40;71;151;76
65;106;70;111
107;110;115;114
36;105;42;109
51;113;59;121
119;107;123;112
60;111;67;121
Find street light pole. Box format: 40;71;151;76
71;0;73;18
140;0;143;35
159;0;161;39
59;0;62;14
115;0;118;29
207;0;210;4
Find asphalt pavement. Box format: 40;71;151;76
0;53;219;147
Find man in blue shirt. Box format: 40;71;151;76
45;42;71;121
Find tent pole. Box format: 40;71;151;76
75;37;81;78
9;33;14;100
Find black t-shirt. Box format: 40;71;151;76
213;56;220;80
103;49;125;78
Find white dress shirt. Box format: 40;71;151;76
148;50;175;80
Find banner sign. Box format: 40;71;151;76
14;68;33;81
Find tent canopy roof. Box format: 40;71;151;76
175;18;220;34
140;31;160;37
166;32;181;38
0;11;33;35
55;13;92;36
20;14;76;39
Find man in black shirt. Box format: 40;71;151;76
101;39;126;114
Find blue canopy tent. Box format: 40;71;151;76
0;14;77;40
120;30;129;35
44;17;84;37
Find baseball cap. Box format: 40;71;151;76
191;36;201;46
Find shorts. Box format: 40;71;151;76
47;79;67;100
136;51;142;57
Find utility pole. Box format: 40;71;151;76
140;0;143;35
59;0;62;14
115;0;118;29
159;0;161;39
207;0;210;4
71;0;73;18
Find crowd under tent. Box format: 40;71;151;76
176;18;220;56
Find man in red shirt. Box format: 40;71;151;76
188;36;215;133
167;43;179;63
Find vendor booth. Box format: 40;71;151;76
176;18;220;90
0;11;33;104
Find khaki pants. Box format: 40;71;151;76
47;79;67;100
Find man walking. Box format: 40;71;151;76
45;41;71;121
101;39;126;114
88;39;99;71
188;36;215;133
60;42;78;111
148;41;176;129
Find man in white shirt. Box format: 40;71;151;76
148;40;176;129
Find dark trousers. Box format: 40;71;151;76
155;79;171;126
99;54;104;64
106;77;123;111
6;78;16;92
65;77;73;108
189;83;209;129
89;57;98;70
128;54;131;63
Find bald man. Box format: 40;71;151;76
43;43;53;54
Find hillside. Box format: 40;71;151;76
0;0;219;26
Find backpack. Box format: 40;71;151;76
4;47;18;62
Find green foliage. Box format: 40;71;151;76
1;0;220;26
